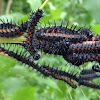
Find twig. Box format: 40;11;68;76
5;0;12;14
39;0;49;9
0;0;3;15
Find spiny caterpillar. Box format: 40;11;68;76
0;20;28;37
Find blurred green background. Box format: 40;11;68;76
0;0;100;100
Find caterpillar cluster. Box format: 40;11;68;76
0;7;100;90
0;43;78;88
1;43;100;89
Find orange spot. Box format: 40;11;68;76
46;29;50;33
7;29;9;32
87;38;89;41
30;27;33;29
15;27;17;29
90;58;93;61
32;23;34;25
92;37;95;41
54;33;56;36
43;33;46;35
18;25;20;27
41;29;44;32
57;29;60;33
23;58;25;60
95;46;98;49
95;56;98;59
72;35;74;38
72;48;75;51
77;48;80;51
75;35;78;38
4;51;7;54
97;36;100;40
11;29;13;31
68;35;70;38
63;34;66;37
58;34;61;36
88;47;90;50
3;30;5;32
28;45;30;47
29;32;32;34
52;29;55;33
0;30;1;32
28;36;30;39
91;47;94;50
34;19;37;21
48;33;51;36
81;48;84;51
85;48;87;50
27;41;30;43
62;77;64;80
86;59;88;61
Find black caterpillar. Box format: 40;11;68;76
63;53;100;66
0;20;28;37
0;2;100;90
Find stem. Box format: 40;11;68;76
39;0;49;9
5;0;12;14
0;0;3;15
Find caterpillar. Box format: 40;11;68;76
24;9;43;60
68;41;100;54
21;38;70;55
79;80;100;89
35;25;88;43
63;53;100;66
80;68;95;75
53;75;77;88
79;74;100;80
0;21;28;37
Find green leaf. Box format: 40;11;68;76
11;87;37;100
33;75;61;92
3;77;27;95
27;0;42;10
0;55;17;76
91;24;100;33
0;13;25;23
84;0;100;23
56;81;67;98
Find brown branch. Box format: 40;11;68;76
5;0;12;14
0;0;3;15
40;0;49;9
